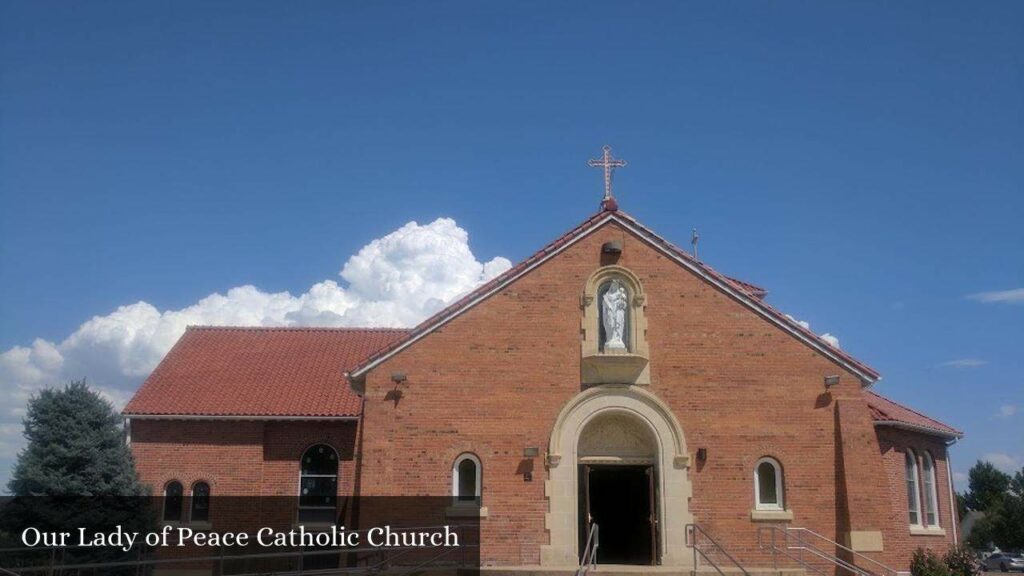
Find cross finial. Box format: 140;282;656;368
588;145;627;203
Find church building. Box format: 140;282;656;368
124;149;962;574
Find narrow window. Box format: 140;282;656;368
190;482;210;523
163;481;183;522
754;457;784;510
452;453;482;505
922;453;939;527
299;444;338;523
905;450;921;526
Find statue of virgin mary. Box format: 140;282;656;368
601;279;628;351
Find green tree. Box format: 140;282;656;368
1;381;151;570
988;467;1024;550
963;463;1024;551
963;461;1010;512
7;380;146;496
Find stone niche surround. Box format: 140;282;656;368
580;265;650;385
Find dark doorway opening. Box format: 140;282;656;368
578;464;657;565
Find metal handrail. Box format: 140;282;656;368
787;528;898;576
758;529;830;576
576;522;599;576
686;523;750;576
757;526;899;576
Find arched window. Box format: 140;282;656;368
905;450;921;526
163;481;183;522
922;452;939;527
190;482;210;523
452;453;482;505
598;279;631;353
299;444;338;523
754;457;784;511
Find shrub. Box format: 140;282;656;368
944;545;980;576
911;547;950;576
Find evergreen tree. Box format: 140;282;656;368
7;380;146;496
1;381;151;570
963;460;1010;512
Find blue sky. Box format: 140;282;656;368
1;1;1021;489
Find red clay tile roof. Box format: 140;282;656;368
725;276;768;300
349;204;880;383
123;327;408;418
866;390;962;438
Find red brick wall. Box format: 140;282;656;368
128;218;958;571
130;419;359;523
876;428;957;564
356;219;919;567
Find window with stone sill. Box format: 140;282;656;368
922;452;939;528
906;449;922;527
754;457;784;511
452;453;481;506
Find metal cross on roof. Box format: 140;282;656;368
587;145;627;201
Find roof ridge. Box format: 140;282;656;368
347;206;880;382
186;325;411;333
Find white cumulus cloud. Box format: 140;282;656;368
0;218;510;488
784;315;840;349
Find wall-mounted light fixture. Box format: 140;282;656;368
824;375;840;389
523;447;539;458
391;372;407;383
696;448;708;462
601;241;623;254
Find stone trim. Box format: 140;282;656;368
909;526;947;537
844;530;885;552
750;509;794;522
445;506;489;518
580;265;650;385
541;385;692;568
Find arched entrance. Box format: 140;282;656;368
541;385;693;568
578;412;658;565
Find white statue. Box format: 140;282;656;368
601;279;628;351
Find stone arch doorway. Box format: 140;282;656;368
541;385;693;568
578;411;659;565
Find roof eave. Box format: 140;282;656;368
873;420;963;440
123;413;360;422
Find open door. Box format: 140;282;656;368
581;464;657;565
646;465;660;564
578;464;592;563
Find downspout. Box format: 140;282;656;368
945;439;959;545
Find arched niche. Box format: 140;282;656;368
581;266;650;385
541;385;693;568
